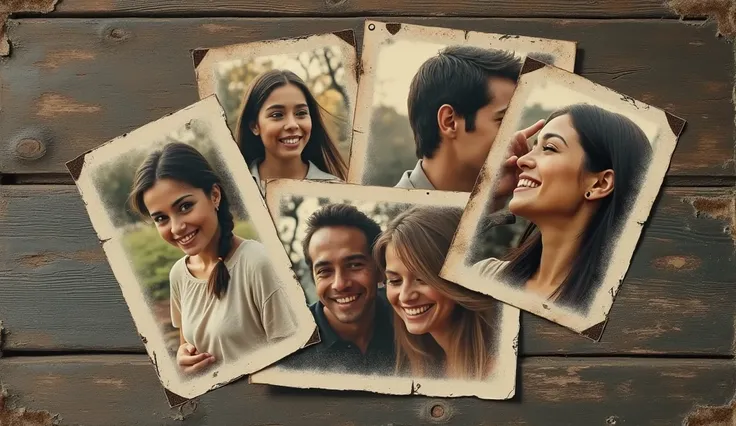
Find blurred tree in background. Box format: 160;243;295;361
214;47;353;163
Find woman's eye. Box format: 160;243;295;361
153;215;167;224
269;112;283;118
179;202;193;212
385;278;402;286
297;110;310;117
542;145;558;152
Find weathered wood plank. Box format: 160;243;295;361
0;18;733;176
48;1;683;18
1;185;734;355
0;355;733;425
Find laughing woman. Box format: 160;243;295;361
129;142;300;375
235;69;348;195
373;206;499;380
473;103;653;313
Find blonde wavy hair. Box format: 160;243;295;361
372;205;499;380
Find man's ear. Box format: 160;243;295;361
437;104;458;140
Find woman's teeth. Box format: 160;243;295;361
336;295;359;304
178;231;197;245
404;305;432;316
517;178;540;188
280;136;301;145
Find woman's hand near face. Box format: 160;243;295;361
491;119;546;211
176;342;216;374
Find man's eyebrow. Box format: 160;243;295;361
149;194;192;216
540;132;568;146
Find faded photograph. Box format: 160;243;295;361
193;32;359;195
348;20;577;193
64;96;318;401
441;59;686;339
250;180;519;400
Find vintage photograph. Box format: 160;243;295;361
64;96;318;402
192;31;360;195
441;58;686;340
347;20;577;192
249;180;520;400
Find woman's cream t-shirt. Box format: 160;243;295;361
169;239;299;365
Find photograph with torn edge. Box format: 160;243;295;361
63;95;318;402
248;179;520;400
347;20;577;193
440;57;686;341
192;31;360;196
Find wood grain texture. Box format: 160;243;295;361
1;185;734;355
0;355;733;425
0;18;733;176
49;0;682;18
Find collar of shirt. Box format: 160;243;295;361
395;159;435;190
310;289;394;351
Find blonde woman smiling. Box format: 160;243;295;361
373;206;499;380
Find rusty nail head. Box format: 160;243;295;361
431;404;445;418
15;138;46;160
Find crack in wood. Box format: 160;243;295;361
0;0;60;57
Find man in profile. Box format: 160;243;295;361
279;203;395;375
395;45;523;197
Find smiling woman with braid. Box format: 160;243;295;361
129;142;300;375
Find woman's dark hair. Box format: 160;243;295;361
129;142;235;300
234;69;348;180
499;103;654;312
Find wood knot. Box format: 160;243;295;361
104;27;131;42
14;138;46;160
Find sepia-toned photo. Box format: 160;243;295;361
192;31;360;195
441;58;686;340
347;20;577;193
249;180;520;400
64;96;318;402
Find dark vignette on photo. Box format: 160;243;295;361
465;103;655;315
90;118;254;354
272;198;505;383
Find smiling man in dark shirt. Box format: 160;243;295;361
279;203;395;376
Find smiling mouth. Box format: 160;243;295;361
516;178;540;189
279;136;302;146
176;230;198;246
403;304;433;317
334;294;361;305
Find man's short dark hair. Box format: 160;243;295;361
407;45;523;159
302;203;383;269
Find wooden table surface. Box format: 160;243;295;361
1;1;734;425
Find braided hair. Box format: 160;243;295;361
129;142;236;299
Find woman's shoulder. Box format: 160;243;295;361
471;257;509;277
168;255;190;285
306;161;343;182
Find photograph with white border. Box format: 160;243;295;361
347;20;577;193
440;58;686;341
64;96;318;402
192;31;359;195
249;179;520;400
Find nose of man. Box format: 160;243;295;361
330;267;352;293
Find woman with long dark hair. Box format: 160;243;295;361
235;69;348;194
374;206;499;380
473;103;653;313
129;142;300;375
